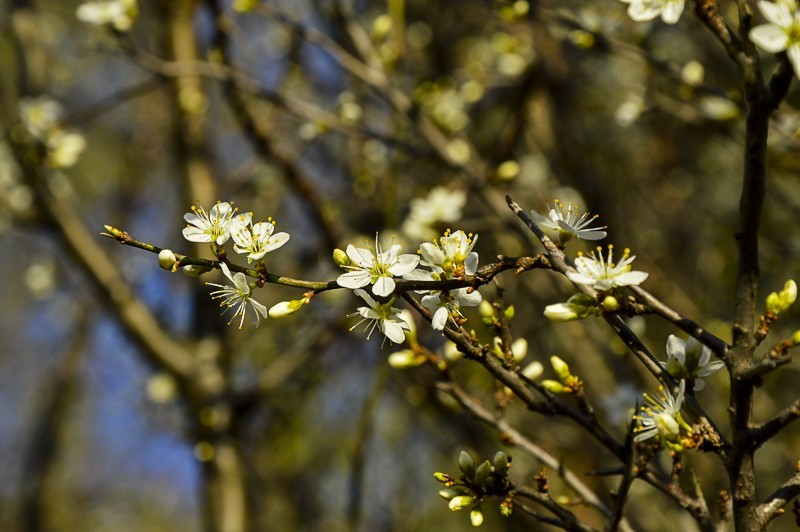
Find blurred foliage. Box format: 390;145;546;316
0;0;799;530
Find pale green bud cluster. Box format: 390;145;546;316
766;280;797;315
541;356;580;394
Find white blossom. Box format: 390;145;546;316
662;335;725;391
567;245;649;292
206;263;268;329
349;289;411;344
230;216;290;263
750;0;800;76
531;200;607;244
416;229;479;278
633;380;688;444
182;202;243;246
421;287;482;331
337;234;419;297
619;0;686;24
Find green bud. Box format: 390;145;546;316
766;292;781;314
780;280;797;309
601;295;619;312
479;300;495;318
521;361;543;380
504;305;515;320
268;298;309;318
474;460;492;485
443;342;463;364
433;472;451;483
449;495;475;511
492;451;510;474
470;509;484;527
158;249;177;270
458;450;476;479
492;337;505;359
542;379;568;394
550;356;571;383
333;248;350;268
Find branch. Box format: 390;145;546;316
750;398;800;448
756;468;800;526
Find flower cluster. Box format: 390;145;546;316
17;97;86;168
404;230;482;331
77;0;138;31
336;235;419;297
531;199;607;245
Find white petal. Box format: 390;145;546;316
232;272;250;295
566;271;595;285
576;229;607;241
182;226;212;242
758;1;794;27
787;44;800;77
354;288;376;308
628;2;661;21
264;232;290;252
530;209;559;230
614;271;649;286
389;254;420;276
697;360;726;377
419;242;445;265
403;269;433;282
431;307;449;331
464;252;479;275
372;276;396;297
381;320;407;343
337;271;371;289
249;299;269;321
750;24;790;52
665;335;686;361
346;245;374;268
661;0;685;23
457;289;482;306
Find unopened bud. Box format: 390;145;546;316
433;472;451;483
521;361;543;380
542;379;569;394
479;300;494;318
492;451;510;474
333;248;350;268
602;295;619;312
474;461;491;484
550;356;571;383
182;264;212;276
268;298;309;318
492;337;505;359
504;305;515;320
544;302;580;321
443;341;463;364
470;509;484;526
158;249;177;270
458;450;476;479
767;280;797;314
449;495;475;511
438;488;458;500
388;349;424;369
511;338;527;363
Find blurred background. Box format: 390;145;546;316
1;0;799;530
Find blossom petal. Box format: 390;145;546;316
758;0;794;26
372;276;396;297
337;271;371;289
665;335;686;363
661;0;685;23
464;252;479;275
381;320;407;343
750;24;790;52
613;271;649;286
419;242;446;265
431;307;449;331
566;271;596;285
389;253;420;276
346;245;374;268
628;2;661;21
787;44;800;77
182;226;212;242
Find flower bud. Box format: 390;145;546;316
601;295;619;312
550;356;571;383
443;342;463;364
474;460;492;485
542;379;568;394
766;280;797;314
438;488;458;500
182;264;212;276
543;302;579;321
333;248;350;268
511;338;528;363
492;337;505;359
433;472;451;483
388;349;424;369
158;249;177;270
449;495;475;511
470;509;484;526
458;450;476;479
504;305;515;320
268;298;309;318
479;300;494;318
521;361;543;380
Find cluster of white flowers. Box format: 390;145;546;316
176;201;290;328
17;97;86;168
76;0;138;31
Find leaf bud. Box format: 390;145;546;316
333;248;350;268
474;460;492;485
542;379;568;394
433;472;451;484
492;451;510;474
158;249;177;270
458;450;476;479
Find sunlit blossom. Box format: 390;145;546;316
421;287;482;331
531;200;607;244
633;380;690;447
182;202;243;246
206;263;268;329
750;0;800;76
567;245;649;292
230;216;290;263
337;235;419;297
416;229;479;278
349;289;411;344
